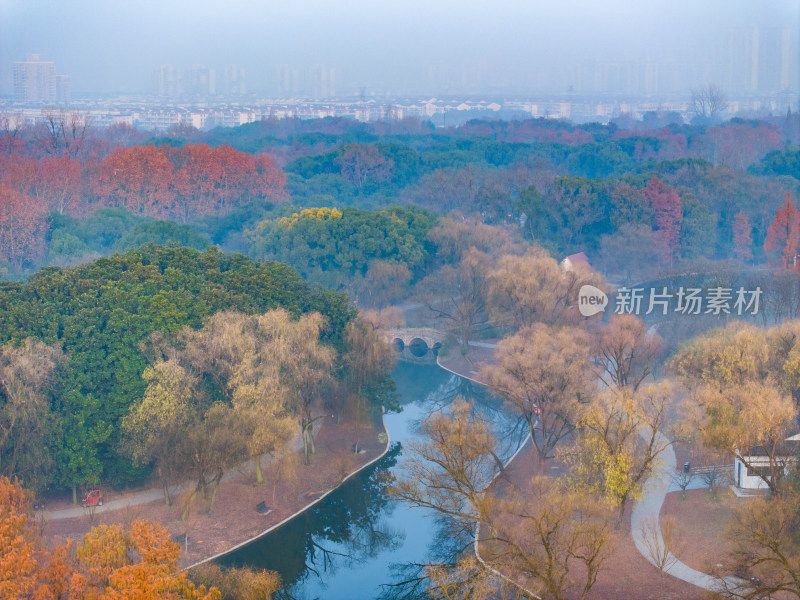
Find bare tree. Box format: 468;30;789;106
690;84;729;122
0;110;22;156
484;481;615;600
639;514;682;576
724;492;800;599
672;470;694;500
41;109;91;158
594;314;663;392
424;557;518;600
693;448;731;500
486;247;607;328
421;248;493;353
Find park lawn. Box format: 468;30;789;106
661;487;745;578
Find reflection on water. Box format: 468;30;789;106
216;362;526;600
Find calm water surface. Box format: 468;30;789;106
216;362;525;600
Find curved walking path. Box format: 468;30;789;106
44;424;307;521
440;342;750;597
631;428;746;595
42;413;392;570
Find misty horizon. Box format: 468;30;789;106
2;0;799;100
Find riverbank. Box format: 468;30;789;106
42;415;388;567
436;342;497;384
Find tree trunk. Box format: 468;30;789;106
353;393;362;453
617;494;629;527
208;473;223;514
159;467;171;506
302;425;310;465
526;415;546;464
72;485;77;505
308;425;316;455
182;486;199;521
254;455;264;484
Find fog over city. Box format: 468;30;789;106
1;0;798;98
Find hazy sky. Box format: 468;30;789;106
1;0;798;97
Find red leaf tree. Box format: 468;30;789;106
0;185;48;270
94;145;175;217
251;153;287;203
764;192;800;269
166;144;286;222
643;176;683;258
33;156;86;216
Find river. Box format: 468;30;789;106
214;362;526;600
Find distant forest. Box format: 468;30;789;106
3;110;800;291
5;111;800;496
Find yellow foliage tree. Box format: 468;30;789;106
277;207;342;228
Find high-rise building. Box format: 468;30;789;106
221;65;246;96
55;74;71;103
723;26;796;95
13;54;57;103
154;64;181;98
185;65;215;98
277;64;299;97
310;64;335;98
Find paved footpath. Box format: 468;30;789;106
44;432;306;521
630;427;747;595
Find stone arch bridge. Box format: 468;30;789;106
383;328;446;362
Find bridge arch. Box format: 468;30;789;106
408;338;429;358
383;327;446;363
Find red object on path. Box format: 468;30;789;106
82;489;103;507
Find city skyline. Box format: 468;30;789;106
1;0;799;101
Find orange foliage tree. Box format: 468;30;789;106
33;156;86;216
0;476;219;600
0;477;40;598
0;142;286;229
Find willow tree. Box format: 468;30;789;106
420;247;494;353
0;339;63;495
486;246;606;328
342;314;395;452
594;314;662;392
123;360;196;506
230;377;295;485
480;324;594;463
562;383;674;522
393;398;613;600
670;321;799;493
268;311;336;464
177;309;330;471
